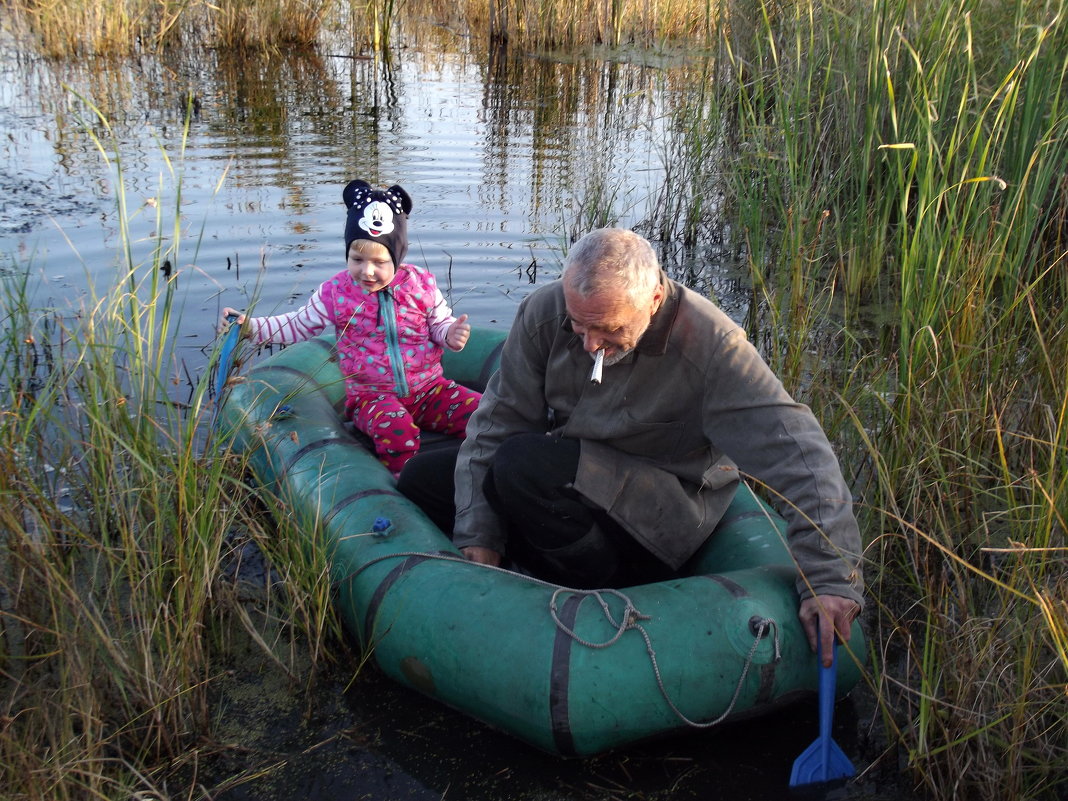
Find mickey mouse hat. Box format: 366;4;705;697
343;180;413;269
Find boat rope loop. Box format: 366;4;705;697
551;586;781;729
549;587;650;649
343;547;782;730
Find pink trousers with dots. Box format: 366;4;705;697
348;377;481;475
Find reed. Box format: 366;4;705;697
0;105;345;799
213;0;336;51
665;1;1068;798
434;0;713;48
5;0;337;56
4;0;157;57
6;0;711;56
353;0;400;52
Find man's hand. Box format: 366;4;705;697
446;314;471;350
799;595;860;667
461;546;501;567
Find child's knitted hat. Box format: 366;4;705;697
343;180;413;269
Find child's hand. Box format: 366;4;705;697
220;307;246;334
446;314;471;350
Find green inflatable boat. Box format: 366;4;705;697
216;328;865;757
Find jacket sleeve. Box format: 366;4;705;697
452;294;551;554
699;328;864;605
246;285;332;345
422;277;458;349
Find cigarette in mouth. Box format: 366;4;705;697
590;349;604;384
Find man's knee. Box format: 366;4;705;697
518;522;619;589
491;433;580;501
397;442;461;535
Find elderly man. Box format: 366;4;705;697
400;228;862;665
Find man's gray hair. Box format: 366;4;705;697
562;228;660;305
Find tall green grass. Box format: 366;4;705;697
0;103;345;799
658;1;1068;798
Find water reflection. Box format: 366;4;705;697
0;31;746;383
482;45;664;234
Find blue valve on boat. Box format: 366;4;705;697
372;517;393;538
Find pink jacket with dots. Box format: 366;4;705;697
244;265;459;398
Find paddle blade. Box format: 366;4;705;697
789;734;856;786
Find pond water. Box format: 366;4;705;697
0;23;909;801
1;26;749;395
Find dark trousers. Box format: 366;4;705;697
398;433;674;588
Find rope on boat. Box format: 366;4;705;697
341;546;784;730
549;585;781;729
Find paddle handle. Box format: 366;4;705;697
818;639;837;741
214;313;243;401
789;631;855;787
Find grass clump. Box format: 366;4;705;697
213;0;337;51
647;1;1068;799
0;108;346;799
3;0;189;57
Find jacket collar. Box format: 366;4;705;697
635;271;677;356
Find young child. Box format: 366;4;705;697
222;179;480;477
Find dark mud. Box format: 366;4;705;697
202;659;911;801
202;546;915;801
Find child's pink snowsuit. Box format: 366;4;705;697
242;265;481;474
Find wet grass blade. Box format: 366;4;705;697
789;640;855;788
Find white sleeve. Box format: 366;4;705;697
424;279;458;348
246;287;331;345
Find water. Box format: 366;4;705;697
1;33;694;387
0;26;908;801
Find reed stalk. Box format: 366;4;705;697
0;102;346;800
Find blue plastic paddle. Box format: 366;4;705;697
214;314;242;399
788;635;856;788
211;314;242;429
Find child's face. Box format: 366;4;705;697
347;240;395;292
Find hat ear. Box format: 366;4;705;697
387;184;413;215
343;179;372;208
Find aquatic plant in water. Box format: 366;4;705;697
0;95;348;800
